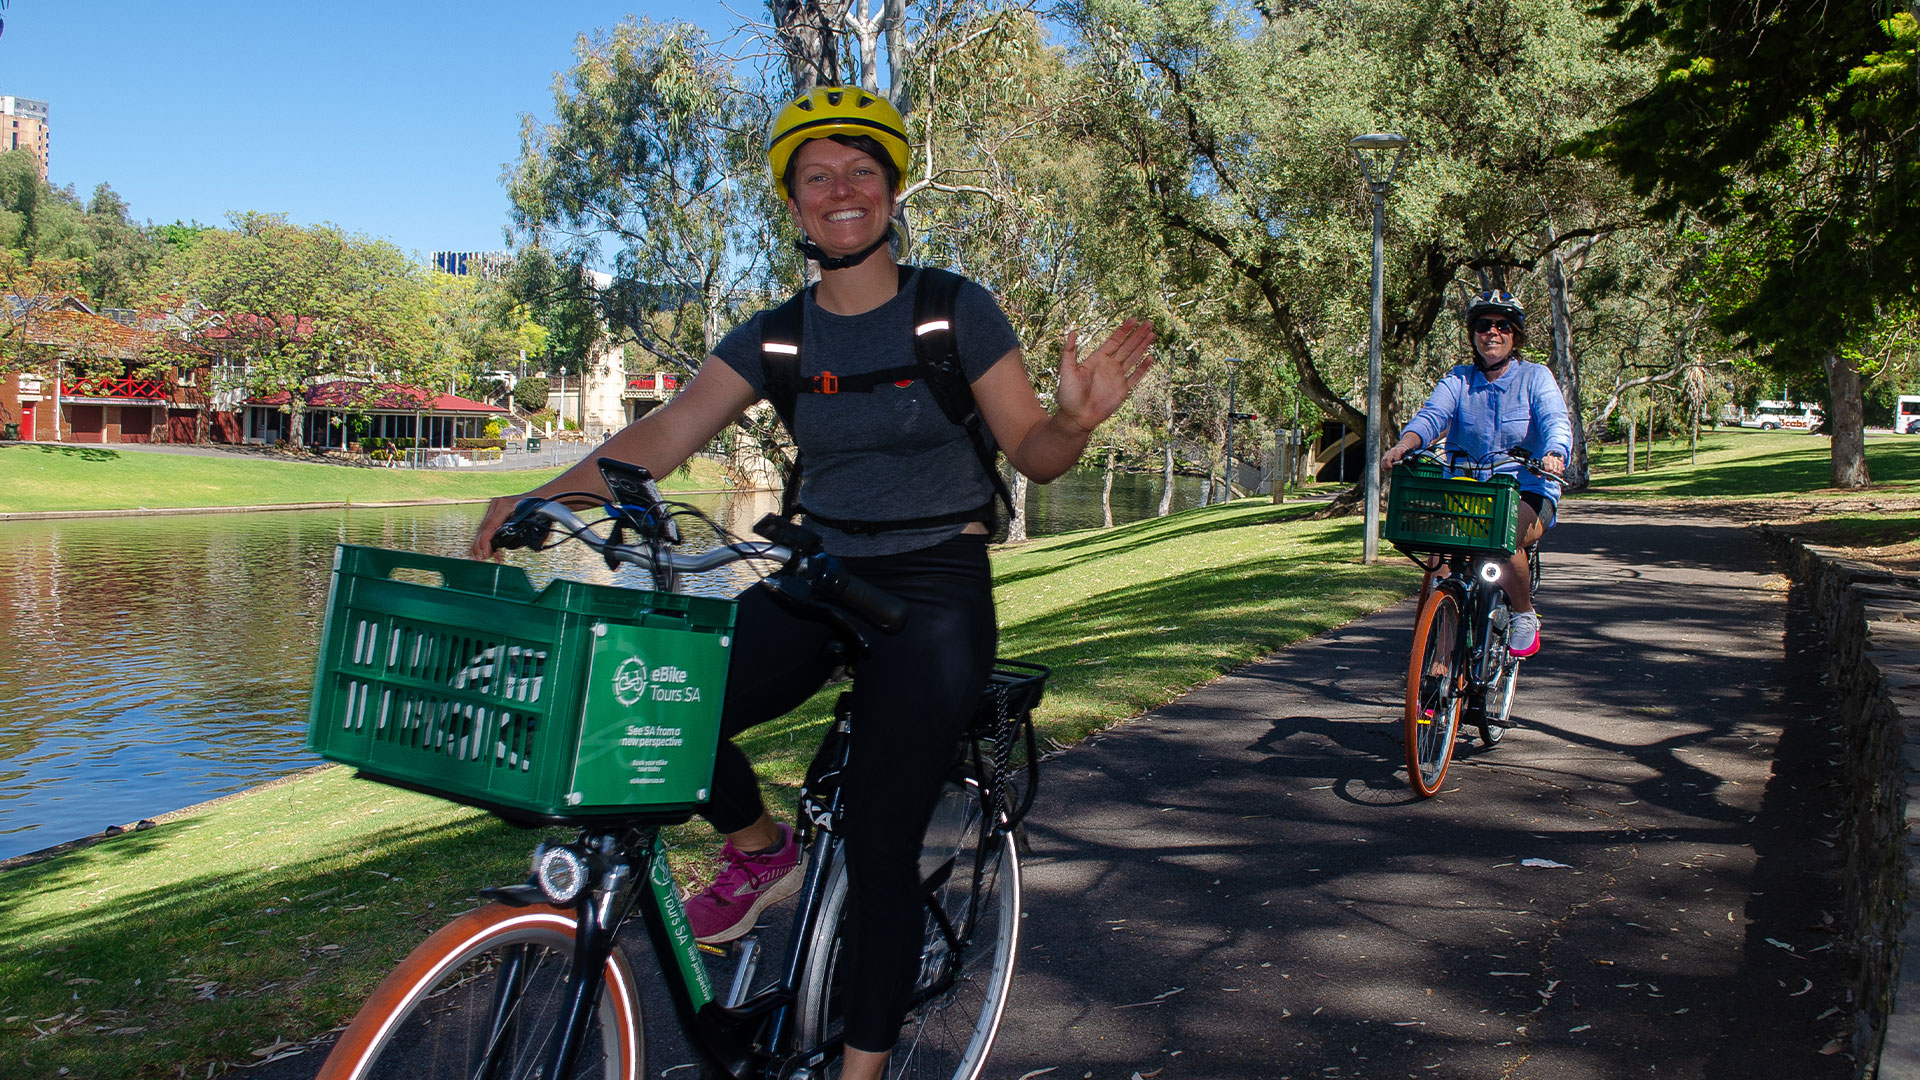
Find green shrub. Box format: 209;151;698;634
513;376;550;414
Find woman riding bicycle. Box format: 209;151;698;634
1381;287;1570;657
470;86;1154;1080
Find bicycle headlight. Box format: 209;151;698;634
1479;561;1503;584
534;843;589;904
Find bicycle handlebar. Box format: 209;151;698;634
491;486;910;633
1404;445;1561;480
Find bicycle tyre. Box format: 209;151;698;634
795;772;1021;1080
1405;588;1466;798
317;903;644;1080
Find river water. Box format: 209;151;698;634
0;469;1207;861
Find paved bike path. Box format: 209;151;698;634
990;501;1856;1080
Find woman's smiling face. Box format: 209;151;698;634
1473;318;1516;367
785;138;895;258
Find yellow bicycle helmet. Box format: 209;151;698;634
768;87;910;201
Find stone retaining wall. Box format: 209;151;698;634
1766;529;1920;1079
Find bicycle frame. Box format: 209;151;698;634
511;765;847;1080
1424;554;1507;692
504;683;1016;1080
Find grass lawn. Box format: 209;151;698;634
0;444;731;513
1582;428;1920;567
1583;427;1920;500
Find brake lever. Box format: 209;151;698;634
493;498;556;550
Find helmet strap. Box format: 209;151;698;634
1472;349;1511;376
796;225;895;271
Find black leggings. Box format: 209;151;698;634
702;532;998;1054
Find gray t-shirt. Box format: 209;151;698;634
714;267;1022;556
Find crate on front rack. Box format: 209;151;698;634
306;544;736;818
1383;462;1522;557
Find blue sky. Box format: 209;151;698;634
0;1;749;262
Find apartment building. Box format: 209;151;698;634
0;96;49;179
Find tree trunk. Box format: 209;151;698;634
1546;249;1589;489
1825;351;1871;489
771;0;843;89
1158;402;1175;517
1006;470;1030;542
1642;399;1653;472
1102;448;1116;528
1273;430;1287;504
1626;412;1636;476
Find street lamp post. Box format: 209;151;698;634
1349;132;1411;564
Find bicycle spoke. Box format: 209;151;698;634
317;906;641;1080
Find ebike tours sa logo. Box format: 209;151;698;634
612;653;703;706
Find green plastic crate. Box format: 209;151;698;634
1383;463;1521;557
306;544;736;818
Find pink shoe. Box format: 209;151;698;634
1509;611;1541;658
685;824;804;944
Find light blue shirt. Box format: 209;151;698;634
1403;358;1572;502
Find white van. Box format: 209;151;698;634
1739;400;1822;431
1897;395;1920;434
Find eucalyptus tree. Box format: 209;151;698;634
0;156;165;311
903;6;1187;533
509;18;782;372
1578;1;1919;488
1061;0;1657;486
1531;218;1741;483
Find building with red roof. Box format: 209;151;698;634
239;380;507;451
0;296;211;445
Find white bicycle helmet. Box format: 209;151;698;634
1466;289;1526;329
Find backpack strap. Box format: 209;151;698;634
760;291;807;430
914;267;1015;520
759;291;808;518
757;265;1014;531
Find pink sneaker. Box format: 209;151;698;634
685;824;804;944
1509;611;1541;658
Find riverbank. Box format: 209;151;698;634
0;494;752;523
0;441;733;514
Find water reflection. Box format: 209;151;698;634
0;469;1205;861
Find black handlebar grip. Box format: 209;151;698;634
825;562;909;633
491;498;553;551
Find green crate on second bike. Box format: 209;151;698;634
1384;460;1521;557
306;544;737;818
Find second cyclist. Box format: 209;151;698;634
1382;287;1570;656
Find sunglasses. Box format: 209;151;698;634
1472;318;1516;335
